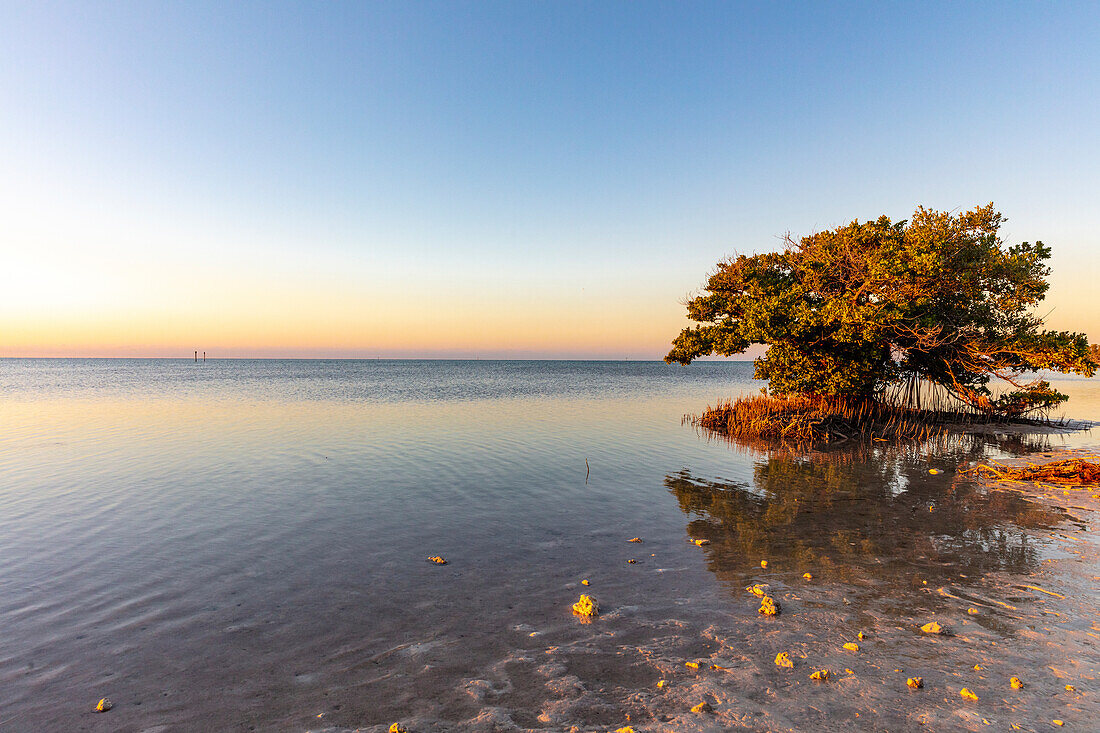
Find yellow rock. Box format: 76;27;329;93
1053;720;1064;727
907;677;923;689
803;572;813;580
427;556;447;565
960;687;979;701
657;679;667;688
690;701;713;714
388;725;409;733
843;642;860;652
774;652;794;668
94;698;112;713
810;669;830;681
1065;684;1076;691
685;661;700;669
758;596;781;616
581;579;590;586
628;537;642;543
920;621;944;634
572;594;599;617
760;560;768;568
1010;677;1024;689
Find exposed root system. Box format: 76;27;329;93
693;394;955;445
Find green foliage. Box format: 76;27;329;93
667;204;1096;416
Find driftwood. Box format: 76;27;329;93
970;459;1100;485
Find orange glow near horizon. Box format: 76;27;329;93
1;269;692;358
4;262;1097;359
3;194;1096;359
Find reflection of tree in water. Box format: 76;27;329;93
668;441;1065;590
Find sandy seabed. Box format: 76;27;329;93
308;449;1100;733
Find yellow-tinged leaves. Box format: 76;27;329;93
907;677;923;689
1010;677;1024;689
690;701;713;714
810;669;830;681
921;621;943;634
775;652;794;668
843;642;860;652
685;661;700;669
668;206;1091;420
803;572;813;580
960;688;979;701
388;725;408;733
427;556;447;565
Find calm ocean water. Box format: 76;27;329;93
1;359;1098;731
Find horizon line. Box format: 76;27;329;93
0;355;755;362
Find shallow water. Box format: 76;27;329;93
1;359;1097;731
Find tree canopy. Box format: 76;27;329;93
666;204;1096;416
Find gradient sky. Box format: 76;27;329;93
2;1;1098;358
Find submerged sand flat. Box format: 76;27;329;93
2;360;1097;732
313;447;1100;733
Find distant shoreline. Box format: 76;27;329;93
0;356;760;362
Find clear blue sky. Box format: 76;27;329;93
2;1;1098;357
